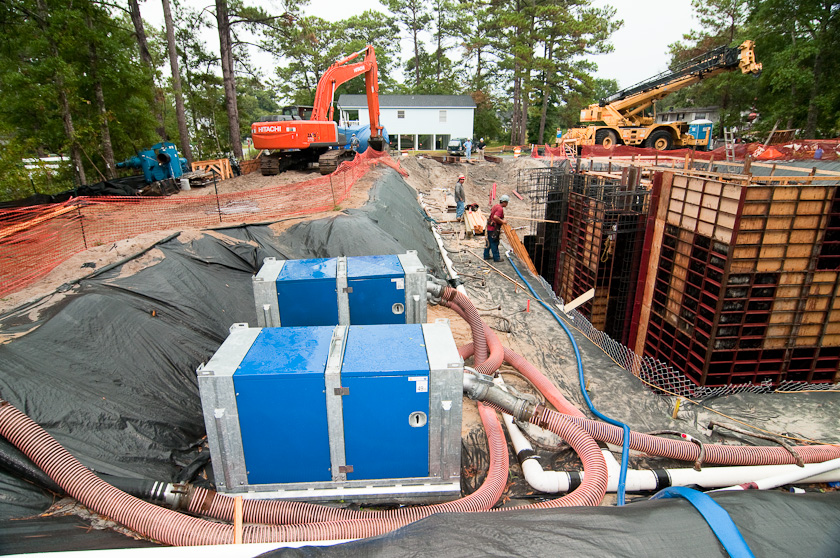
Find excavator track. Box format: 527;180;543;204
318;149;355;175
260;153;281;175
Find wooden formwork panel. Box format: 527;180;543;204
732;247;758;262
786;244;814;258
685;190;702;206
802;309;829;323
738;216;766;231
771;187;800;201
783;258;810;272
756;259;783;273
822;335;840;346
800;186;832;200
773;298;799;311
825;321;840;335
814;271;838;283
763;231;791;244
796;330;821;344
795;214;822;229
759;245;785;260
766;216;793;229
669;200;684;215
742;202;769;216
811;282;836;296
764;336;789;349
797;200;827;214
770;311;795;324
791;230;818;243
779;273;806;285
745;186;771;201
769;201;796;216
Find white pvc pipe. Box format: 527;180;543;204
503;415;840;493
421;193;467;295
712;457;840;492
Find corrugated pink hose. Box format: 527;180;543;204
0;398;505;544
0;387;611;543
189;401;509;524
565;415;840;466
456;319;840;467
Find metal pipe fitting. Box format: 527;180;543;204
463;372;536;421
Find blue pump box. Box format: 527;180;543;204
253;253;427;327
197;321;463;502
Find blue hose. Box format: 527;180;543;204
506;255;631;505
650;487;755;557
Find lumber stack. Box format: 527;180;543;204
464;208;485;235
191;158;233;179
502;222;538;274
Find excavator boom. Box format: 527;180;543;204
252;45;385;174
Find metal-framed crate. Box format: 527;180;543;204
252;252;427;328
197;320;463;503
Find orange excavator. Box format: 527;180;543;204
252;45;386;175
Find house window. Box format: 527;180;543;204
695;113;706;120
397;110;405;119
439;110;447;123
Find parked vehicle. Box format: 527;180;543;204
447;138;468;156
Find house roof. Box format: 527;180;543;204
337;94;476;109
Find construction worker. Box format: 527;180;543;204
464;138;473;161
454;174;466;220
484;194;509;262
476;138;486;160
350;133;360;152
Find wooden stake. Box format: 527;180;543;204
233;496;243;544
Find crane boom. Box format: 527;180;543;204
561;41;762;151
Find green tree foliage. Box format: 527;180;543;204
664;0;840;139
0;0;159;199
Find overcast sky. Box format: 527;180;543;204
143;0;698;89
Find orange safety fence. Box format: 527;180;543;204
0;149;406;299
534;139;840;162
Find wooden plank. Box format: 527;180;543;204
191;158;232;179
502;222;538;274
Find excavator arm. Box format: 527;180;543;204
311;45;383;140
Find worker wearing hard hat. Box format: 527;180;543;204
454;175;466;220
350;133;360;152
484;194;509;262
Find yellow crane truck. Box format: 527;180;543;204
560;41;762;151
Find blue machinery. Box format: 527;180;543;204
197;322;463;502
116;142;189;184
252;253;427;327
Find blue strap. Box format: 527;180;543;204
650;487;755;558
506;255;631;505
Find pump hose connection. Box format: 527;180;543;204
1;285;840;545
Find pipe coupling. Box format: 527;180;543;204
426;281;445;305
463;372;537;421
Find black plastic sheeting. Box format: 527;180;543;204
262;491;840;558
0;168;446;525
0;176;149;208
1;167;839;555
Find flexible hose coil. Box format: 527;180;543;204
566;416;840;466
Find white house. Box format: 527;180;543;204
337;94;475;151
